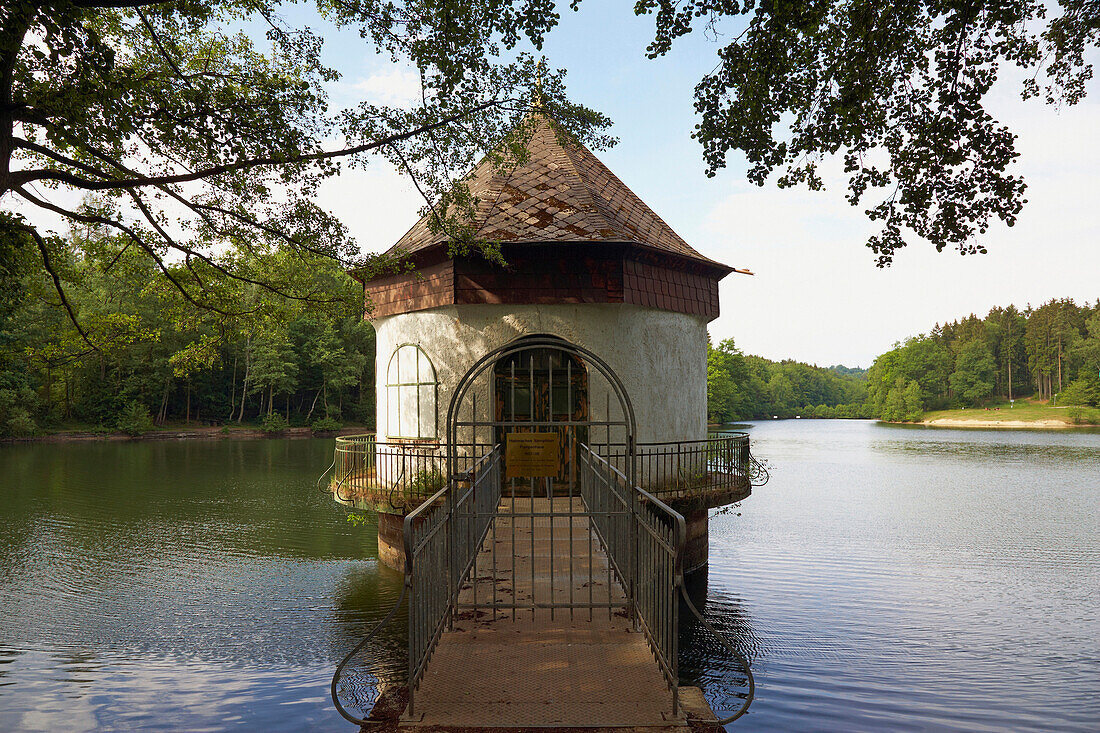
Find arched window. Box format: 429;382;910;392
386;345;437;439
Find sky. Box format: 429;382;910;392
18;3;1100;368
306;3;1100;368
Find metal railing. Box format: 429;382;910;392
332;433;376;497
332;434;452;511
329;434;761;726
579;445;685;714
331;433;760;509
402;444;502;718
603;433;757;500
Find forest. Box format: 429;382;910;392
0;229;375;438
707;299;1100;424
3;225;1099;437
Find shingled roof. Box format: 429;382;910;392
387;115;729;271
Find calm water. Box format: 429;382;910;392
1;423;1098;731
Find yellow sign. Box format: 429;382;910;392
505;432;560;478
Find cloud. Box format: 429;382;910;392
336;68;422;110
699;91;1100;367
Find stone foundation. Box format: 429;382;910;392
377;507;712;575
377;511;407;571
682;509;709;575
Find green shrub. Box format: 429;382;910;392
116;401;154;436
311;416;342;433
409;468;446;495
260;412;288;434
0;388;38;437
5;408;37;437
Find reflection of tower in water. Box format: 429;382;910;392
679;565;765;719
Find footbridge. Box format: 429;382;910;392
329;339;761;729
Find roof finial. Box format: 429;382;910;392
534;57;545;112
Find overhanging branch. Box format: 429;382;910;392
8;99;513;192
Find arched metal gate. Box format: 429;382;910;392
400;337;686;716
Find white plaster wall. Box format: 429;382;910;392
372;304;708;446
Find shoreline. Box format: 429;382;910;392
919;417;1079;429
0;425;372;445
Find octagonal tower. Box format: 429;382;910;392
338;115;753;572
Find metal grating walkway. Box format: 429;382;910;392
404;498;684;728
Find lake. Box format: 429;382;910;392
1;421;1097;731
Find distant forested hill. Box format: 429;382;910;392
828;365;868;379
708;298;1100;423
707;339;870;422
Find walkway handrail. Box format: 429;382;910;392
329;583;408;727
402;444;503;718
582;444;755;724
678;584;756;724
579;444;686;714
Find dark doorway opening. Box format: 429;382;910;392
492;337;589;489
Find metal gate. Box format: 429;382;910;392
401;337;686;716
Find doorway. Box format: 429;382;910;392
492;337;589;489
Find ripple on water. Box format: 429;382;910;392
2;429;1100;731
689;421;1100;731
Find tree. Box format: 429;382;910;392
950;339;997;406
986;304;1026;400
881;378;908;422
903;380;924;421
307;321;360;419
867;335;952;413
707;359;736;424
1;1;611;342
636;0;1099;264
250;332;298;417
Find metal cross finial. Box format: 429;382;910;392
534;58;545;110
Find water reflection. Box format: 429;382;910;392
1;426;1098;731
0;438;381;732
679;567;761;718
711;419;1100;732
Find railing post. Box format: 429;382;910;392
445;473;455;632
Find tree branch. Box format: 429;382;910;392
18;221;98;350
13;137;114;181
14;186;242;317
8;99;511;192
71;1;171;8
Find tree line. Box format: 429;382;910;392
0;229;375;437
707;298;1100;424
866;299;1100;421
707;339;870;423
4;230;1098;439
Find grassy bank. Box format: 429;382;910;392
921;401;1100;427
